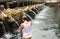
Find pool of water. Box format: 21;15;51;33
32;6;60;39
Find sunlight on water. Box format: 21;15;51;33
33;20;40;24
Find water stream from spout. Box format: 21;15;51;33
30;10;36;16
23;12;33;21
3;16;20;39
0;21;12;39
0;22;6;33
37;8;40;11
35;8;39;13
11;18;19;26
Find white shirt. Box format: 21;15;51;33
22;22;32;38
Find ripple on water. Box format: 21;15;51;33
32;6;60;39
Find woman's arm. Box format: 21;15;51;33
29;21;32;26
20;23;24;32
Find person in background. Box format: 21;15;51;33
0;5;6;12
0;5;7;19
20;17;32;39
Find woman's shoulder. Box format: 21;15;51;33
28;21;32;26
29;21;32;23
20;23;24;27
21;23;24;25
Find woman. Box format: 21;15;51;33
20;17;32;39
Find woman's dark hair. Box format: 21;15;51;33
22;17;28;21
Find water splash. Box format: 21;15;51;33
4;33;13;39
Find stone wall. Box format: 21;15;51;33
0;0;44;2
